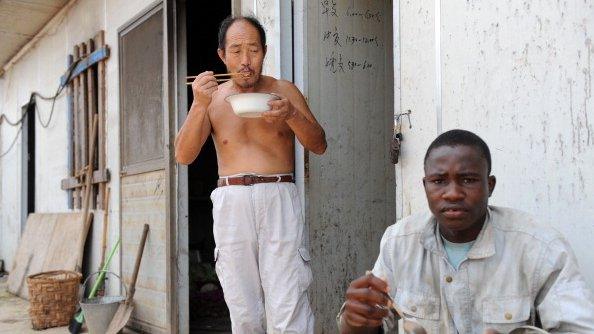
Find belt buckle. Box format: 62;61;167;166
243;174;255;186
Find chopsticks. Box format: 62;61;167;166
185;72;249;85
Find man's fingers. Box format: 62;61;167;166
192;76;215;91
268;99;285;107
267;99;289;111
201;81;218;90
203;86;218;96
193;71;213;83
270;92;285;100
344;311;384;328
197;77;216;87
346;287;389;306
196;72;216;85
350;272;389;293
345;300;389;320
262;109;285;118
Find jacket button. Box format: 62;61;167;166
445;276;453;283
410;306;417;312
505;312;512;320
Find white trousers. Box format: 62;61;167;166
210;182;315;334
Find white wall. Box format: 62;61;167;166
397;0;594;288
0;0;158;280
0;0;96;267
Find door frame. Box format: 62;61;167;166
118;2;172;332
172;1;239;332
172;0;187;332
20;101;35;234
164;0;177;332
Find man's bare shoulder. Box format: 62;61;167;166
270;78;300;93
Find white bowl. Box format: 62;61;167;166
225;93;280;118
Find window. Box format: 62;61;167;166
119;6;164;175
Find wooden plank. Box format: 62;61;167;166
7;213;91;299
87;39;98;209
80;42;89;202
67;54;75;209
7;214;58;299
73;45;80;208
95;30;106;210
43;212;92;273
60;168;111;190
121;170;168;330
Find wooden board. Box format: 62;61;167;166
121;170;168;332
73;45;81;208
95;30;106;210
7;212;92;299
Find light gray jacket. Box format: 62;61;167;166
340;206;594;333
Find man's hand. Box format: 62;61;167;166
262;93;297;123
343;272;391;329
191;71;218;109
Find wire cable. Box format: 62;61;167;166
0;58;80;158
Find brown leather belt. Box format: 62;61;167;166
217;174;294;187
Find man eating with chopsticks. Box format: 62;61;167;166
175;15;326;334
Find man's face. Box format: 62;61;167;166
423;145;496;236
217;20;266;89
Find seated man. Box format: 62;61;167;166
338;129;594;333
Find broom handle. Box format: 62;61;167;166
99;187;111;269
127;224;149;303
88;238;121;298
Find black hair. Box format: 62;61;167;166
424;129;492;174
218;15;266;50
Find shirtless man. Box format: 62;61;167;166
175;16;326;334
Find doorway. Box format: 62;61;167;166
184;1;232;333
21;101;35;233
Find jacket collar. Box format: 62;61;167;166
421;206;496;259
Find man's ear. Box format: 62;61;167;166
217;48;226;64
488;175;496;197
422;177;428;190
263;45;267;57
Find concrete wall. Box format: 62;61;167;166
396;0;594;289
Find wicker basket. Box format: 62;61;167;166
27;270;82;330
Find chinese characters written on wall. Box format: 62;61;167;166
320;0;383;74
